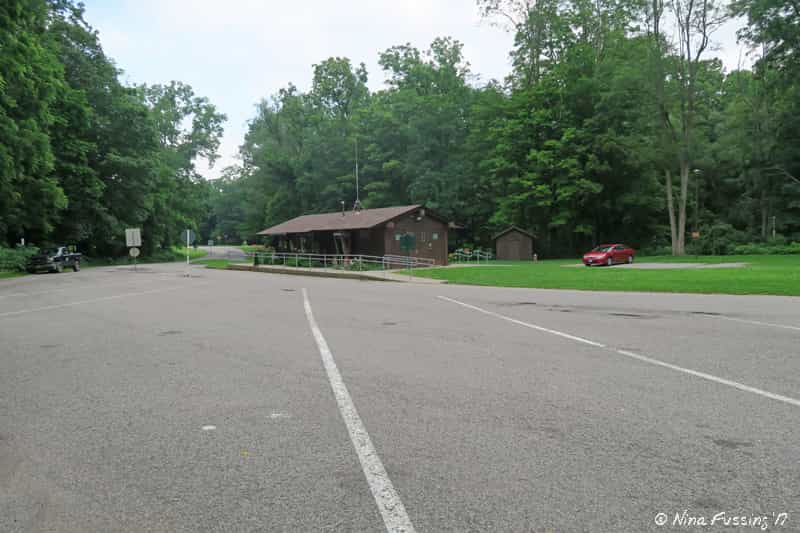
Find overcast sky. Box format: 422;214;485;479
81;0;750;180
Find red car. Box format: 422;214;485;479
583;244;635;266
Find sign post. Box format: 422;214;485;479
182;229;196;276
129;247;140;271
125;228;141;271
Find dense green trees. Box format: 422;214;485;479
3;0;798;258
0;0;65;243
212;0;799;256
0;0;223;256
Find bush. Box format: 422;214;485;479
638;245;673;256
731;243;768;255
686;223;748;255
767;235;787;246
0;246;40;272
732;242;800;255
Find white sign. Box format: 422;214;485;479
207;239;214;246
125;228;141;247
129;247;140;257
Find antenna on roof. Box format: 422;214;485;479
353;137;363;212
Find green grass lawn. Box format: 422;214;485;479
180;246;210;260
414;255;800;296
0;271;26;279
194;258;239;269
239;244;268;253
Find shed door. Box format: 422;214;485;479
506;234;522;260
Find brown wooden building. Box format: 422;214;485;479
257;205;450;265
493;226;534;260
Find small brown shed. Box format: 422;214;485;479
493;226;534;261
257;205;450;265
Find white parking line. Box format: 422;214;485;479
713;314;800;332
437;296;605;348
0;286;184;318
438;295;800;409
302;288;415;533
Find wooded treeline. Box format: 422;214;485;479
2;0;799;258
208;0;800;256
1;0;224;256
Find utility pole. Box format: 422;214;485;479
353;137;363;212
693;169;701;232
772;215;776;240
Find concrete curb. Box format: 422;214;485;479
226;264;447;284
226;264;397;282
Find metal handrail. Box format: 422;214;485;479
244;251;436;271
382;254;436;267
453;249;494;263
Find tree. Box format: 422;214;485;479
0;0;66;244
137;82;226;253
732;0;800;71
46;0;119;251
202;2;800;254
645;0;727;254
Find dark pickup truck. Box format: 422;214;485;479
26;247;82;273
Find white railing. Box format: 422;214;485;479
382;254;436;268
243;251;436;271
452;249;494;263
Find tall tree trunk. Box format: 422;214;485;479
677;158;689;255
761;188;768;239
665;169;678;255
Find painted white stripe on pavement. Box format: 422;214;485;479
302;288;415;533
713;314;800;332
437;295;606;348
0;286;184;318
438;296;800;409
614;349;800;407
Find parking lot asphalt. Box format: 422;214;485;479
1;263;798;532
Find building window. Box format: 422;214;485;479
419;232;426;242
395;233;401;241
432;233;439;240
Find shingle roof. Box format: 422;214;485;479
258;205;425;235
492;226;535;240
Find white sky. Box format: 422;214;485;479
81;1;751;179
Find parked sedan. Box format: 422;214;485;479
582;244;635;266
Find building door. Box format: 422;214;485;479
507;234;522;260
